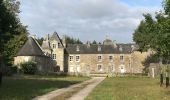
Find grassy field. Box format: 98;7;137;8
0;75;89;100
86;77;170;100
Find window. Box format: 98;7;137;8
58;43;60;47
76;55;80;62
53;44;56;49
120;55;124;61
97;64;102;71
69;56;74;62
98;55;102;62
109;56;113;62
76;65;81;72
70;65;74;72
52;54;56;60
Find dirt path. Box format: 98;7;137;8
67;77;105;100
33;77;105;100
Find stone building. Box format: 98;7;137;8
14;37;55;73
40;32;150;75
14;32;150;75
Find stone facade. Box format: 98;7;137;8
14;37;56;73
14;56;55;73
67;52;149;74
40;32;151;75
15;32;150;75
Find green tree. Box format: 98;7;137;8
133;0;170;87
0;0;28;85
92;40;97;44
37;37;44;46
65;35;83;44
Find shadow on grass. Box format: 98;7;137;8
0;77;82;100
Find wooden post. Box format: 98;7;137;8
152;68;155;78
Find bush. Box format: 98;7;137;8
20;61;37;75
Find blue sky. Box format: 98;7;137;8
19;0;162;43
120;0;162;7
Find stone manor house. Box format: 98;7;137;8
14;32;150;75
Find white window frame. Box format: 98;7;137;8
97;64;103;72
69;65;74;72
120;54;124;62
69;55;74;62
76;65;81;72
75;55;80;62
97;55;102;62
109;55;113;62
52;54;56;60
52;43;57;49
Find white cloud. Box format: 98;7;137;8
19;0;161;43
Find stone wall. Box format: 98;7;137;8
68;54;132;74
67;51;149;74
14;56;55;73
131;51;150;73
53;48;64;71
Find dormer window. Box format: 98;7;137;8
53;44;56;49
76;45;80;51
58;43;60;47
98;46;101;51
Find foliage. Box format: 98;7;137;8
20;61;38;75
133;0;170;63
36;37;44;46
86;77;170;100
0;0;28;68
65;35;83;44
92;40;97;44
142;54;160;67
0;76;89;100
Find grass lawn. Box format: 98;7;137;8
86;77;170;100
0;75;89;100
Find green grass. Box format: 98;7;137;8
0;75;89;100
86;77;170;100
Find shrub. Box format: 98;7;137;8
20;61;37;75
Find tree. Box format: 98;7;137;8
92;40;97;44
65;35;83;44
0;0;28;85
133;0;170;87
37;37;44;46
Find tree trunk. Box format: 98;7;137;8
166;76;169;88
0;62;2;86
160;57;163;87
0;55;4;86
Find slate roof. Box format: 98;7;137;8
66;43;137;54
16;37;45;56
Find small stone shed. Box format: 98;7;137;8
14;37;56;73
